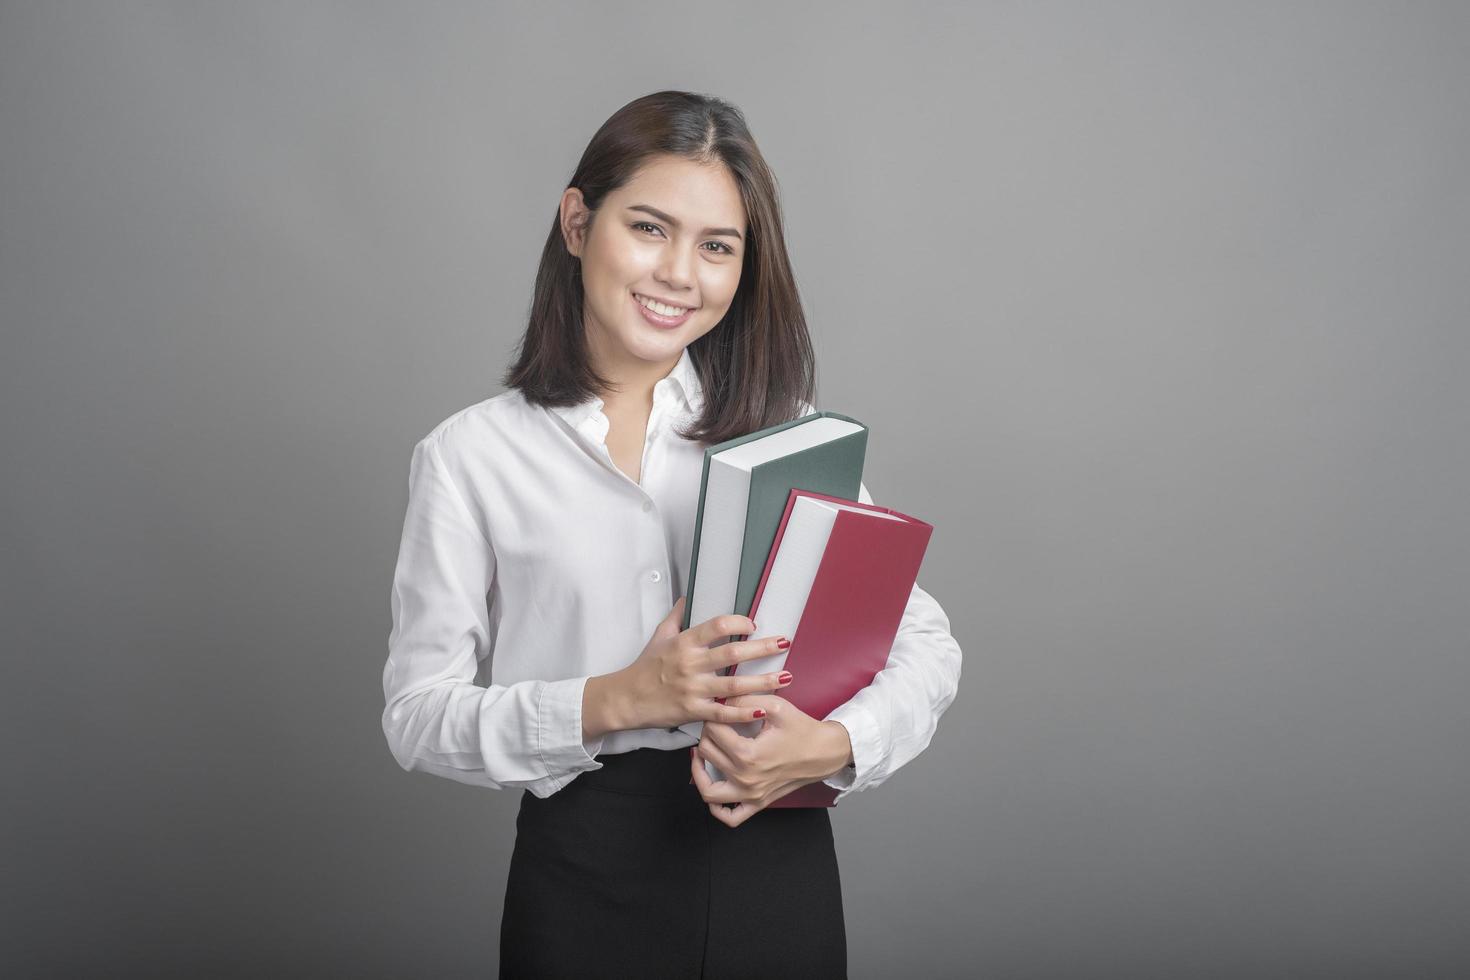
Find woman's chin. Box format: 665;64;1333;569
623;325;691;359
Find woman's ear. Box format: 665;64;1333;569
560;187;590;258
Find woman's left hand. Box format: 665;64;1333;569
690;694;851;828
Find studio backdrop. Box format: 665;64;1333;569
3;2;1467;977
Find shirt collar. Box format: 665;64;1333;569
547;393;604;432
548;346;704;431
659;345;704;415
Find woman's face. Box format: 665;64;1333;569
562;154;747;379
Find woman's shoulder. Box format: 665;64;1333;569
417;389;536;464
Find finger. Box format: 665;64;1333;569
730;668;793;698
718;777;804;825
692;753;744;805
735;692;791;723
690;613;758;649
711;798;760;827
695;734;743;783
691;745;740;804
702;632;788;675
656;596;687;640
691;744;717;791
721;693;783;727
705;690;772;725
700;715;763;766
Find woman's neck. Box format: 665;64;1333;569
587;339;679;416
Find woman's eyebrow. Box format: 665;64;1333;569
627;204;743;240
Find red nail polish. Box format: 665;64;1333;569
779;672;793;684
776;638;790;649
753;708;766;718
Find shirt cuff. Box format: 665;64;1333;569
821;699;883;803
536;675;606;793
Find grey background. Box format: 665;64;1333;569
3;2;1467;977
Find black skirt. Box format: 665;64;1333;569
499;746;848;979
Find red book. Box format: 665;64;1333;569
707;488;933;808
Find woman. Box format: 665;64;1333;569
381;90;962;978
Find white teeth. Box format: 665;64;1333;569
636;294;691;317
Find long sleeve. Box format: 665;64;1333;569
819;479;962;803
381;435;606;798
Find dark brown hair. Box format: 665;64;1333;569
502;90;816;446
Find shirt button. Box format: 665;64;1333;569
642;500;653;512
650;570;663;583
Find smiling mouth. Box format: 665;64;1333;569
633;292;697;315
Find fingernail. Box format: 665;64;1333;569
753;708;766;718
779;672;793;685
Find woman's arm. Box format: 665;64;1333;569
381;435;606;799
581;673;629;741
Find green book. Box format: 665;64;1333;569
674;410;868;739
680;410;869;631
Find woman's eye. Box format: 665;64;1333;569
632;221;734;256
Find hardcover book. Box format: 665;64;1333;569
703;488;934;808
676;410;868;741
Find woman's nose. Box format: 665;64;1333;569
655;250;695;291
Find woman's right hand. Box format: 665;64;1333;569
612;596;794;730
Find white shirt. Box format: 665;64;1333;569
382;345;962;801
